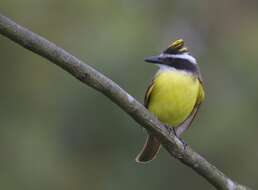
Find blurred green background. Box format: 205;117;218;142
0;0;258;189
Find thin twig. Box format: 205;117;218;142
0;14;251;190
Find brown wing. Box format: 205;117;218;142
144;79;155;108
175;79;205;136
175;103;200;136
136;79;160;163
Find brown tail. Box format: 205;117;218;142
135;134;161;163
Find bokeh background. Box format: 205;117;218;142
0;1;258;189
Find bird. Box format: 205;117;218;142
136;39;205;163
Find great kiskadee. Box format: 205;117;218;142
136;39;205;163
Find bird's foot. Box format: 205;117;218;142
164;125;187;149
164;124;177;136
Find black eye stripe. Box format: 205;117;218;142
163;58;198;73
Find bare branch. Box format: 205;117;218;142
0;14;251;190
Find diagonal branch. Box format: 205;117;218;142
0;14;251;190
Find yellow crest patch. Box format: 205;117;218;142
169;39;184;49
164;39;188;54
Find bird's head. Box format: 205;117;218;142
145;39;198;73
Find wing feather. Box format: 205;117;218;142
144;80;155;108
175;79;205;136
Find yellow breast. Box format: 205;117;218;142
148;70;202;127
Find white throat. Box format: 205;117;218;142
157;64;177;71
156;64;193;75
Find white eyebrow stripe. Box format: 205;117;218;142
160;53;197;64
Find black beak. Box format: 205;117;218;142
144;55;162;64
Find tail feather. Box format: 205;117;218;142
135;134;161;163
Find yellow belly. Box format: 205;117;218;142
148;70;201;127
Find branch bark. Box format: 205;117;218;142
0;14;251;190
